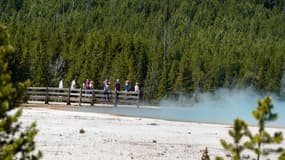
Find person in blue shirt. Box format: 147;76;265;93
125;80;131;92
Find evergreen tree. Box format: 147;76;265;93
157;65;168;99
246;96;283;160
216;96;284;160
0;24;42;159
201;147;211;160
219;119;250;160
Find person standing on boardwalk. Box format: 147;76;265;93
58;79;64;101
135;82;140;93
125;80;131;92
134;82;140;108
89;81;94;89
85;79;90;89
115;79;121;93
114;79;120;106
59;79;63;89
71;79;76;89
103;79;110;101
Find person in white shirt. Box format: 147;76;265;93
103;79;110;100
59;79;63;89
135;82;140;93
71;79;76;89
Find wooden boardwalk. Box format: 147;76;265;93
26;87;140;107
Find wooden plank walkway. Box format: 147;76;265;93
26;87;140;107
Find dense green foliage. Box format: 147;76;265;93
216;96;285;160
1;0;285;100
0;24;41;159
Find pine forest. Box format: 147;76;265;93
1;0;285;101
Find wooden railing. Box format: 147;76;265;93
26;87;140;107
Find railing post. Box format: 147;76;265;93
79;88;82;106
45;87;49;104
136;92;140;108
114;91;118;107
67;88;71;105
24;88;29;104
91;89;95;106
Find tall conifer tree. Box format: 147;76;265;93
0;24;41;160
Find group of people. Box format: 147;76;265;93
103;79;140;93
59;78;140;93
82;79;94;90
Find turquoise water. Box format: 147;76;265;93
72;102;284;127
72;88;285;127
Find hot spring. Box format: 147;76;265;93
71;87;285;127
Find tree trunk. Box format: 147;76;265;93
163;27;167;65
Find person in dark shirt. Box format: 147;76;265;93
115;79;120;92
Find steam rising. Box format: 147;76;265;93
75;86;285;127
160;87;285;127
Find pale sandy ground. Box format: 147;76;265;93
19;105;285;160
